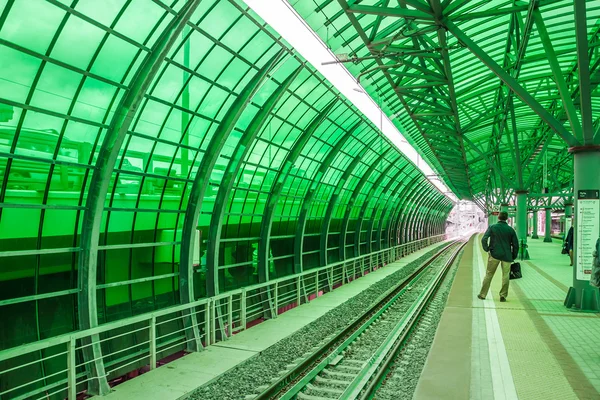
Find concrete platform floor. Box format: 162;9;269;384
97;240;450;400
415;234;600;400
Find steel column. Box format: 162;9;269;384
565;202;573;237
516;191;530;259
564;149;600;312
544;208;553;242
532;210;539;239
77;2;200;393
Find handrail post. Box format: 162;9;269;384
296;277;301;307
150;316;156;370
273;282;279;319
67;337;76;400
241;290;247;331
205;301;211;346
228;295;233;335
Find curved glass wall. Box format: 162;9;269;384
0;0;452;397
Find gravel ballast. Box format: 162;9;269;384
186;243;449;400
374;248;463;400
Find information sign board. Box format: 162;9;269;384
576;190;600;281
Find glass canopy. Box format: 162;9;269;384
0;0;451;397
290;0;600;204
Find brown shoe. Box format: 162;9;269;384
477;294;485;300
500;297;507;302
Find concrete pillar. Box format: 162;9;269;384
564;149;600;312
532;210;539;239
544;208;553;242
516;191;529;259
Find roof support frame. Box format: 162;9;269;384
443;18;580;147
294;122;361;273
77;1;200;393
205;65;300;294
573;0;596;144
533;10;584;142
260;100;336;281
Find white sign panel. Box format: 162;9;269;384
576;190;600;281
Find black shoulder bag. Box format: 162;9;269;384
510;262;522;280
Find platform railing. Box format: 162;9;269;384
0;233;450;400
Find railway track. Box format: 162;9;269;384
252;239;466;400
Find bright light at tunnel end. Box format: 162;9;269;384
242;0;458;203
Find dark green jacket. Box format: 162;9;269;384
482;221;519;262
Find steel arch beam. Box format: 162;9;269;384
415;194;436;239
443;18;580;147
396;181;427;244
179;50;284;350
293;122;361;273
377;174;422;248
77;2;200;393
346;156;400;259
338;149;393;261
259;100;337;281
385;175;425;247
421;192;444;237
203;65;300;295
319;135;380;266
423;195;445;238
367;166;415;252
357;162;411;256
399;181;431;243
405;188;432;241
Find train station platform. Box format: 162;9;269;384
416;235;600;400
98;240;450;400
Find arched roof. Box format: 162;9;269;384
290;0;600;203
0;0;451;370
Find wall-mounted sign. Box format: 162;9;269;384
576;190;600;281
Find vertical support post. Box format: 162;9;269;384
241;290;247;331
532;210;539;239
544;208;553;242
516;191;530;259
564;202;573;236
150;316;156;370
564;149;600;312
228;295;233;335
67;338;76;400
205;301;211;346
296;277;301;307
273;282;278;319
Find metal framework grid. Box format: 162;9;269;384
0;0;452;398
290;0;600;206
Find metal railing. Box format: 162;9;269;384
0;234;449;400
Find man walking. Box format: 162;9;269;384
478;211;519;302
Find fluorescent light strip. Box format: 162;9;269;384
242;0;457;202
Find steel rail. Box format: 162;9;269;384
358;240;467;400
253;239;464;400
